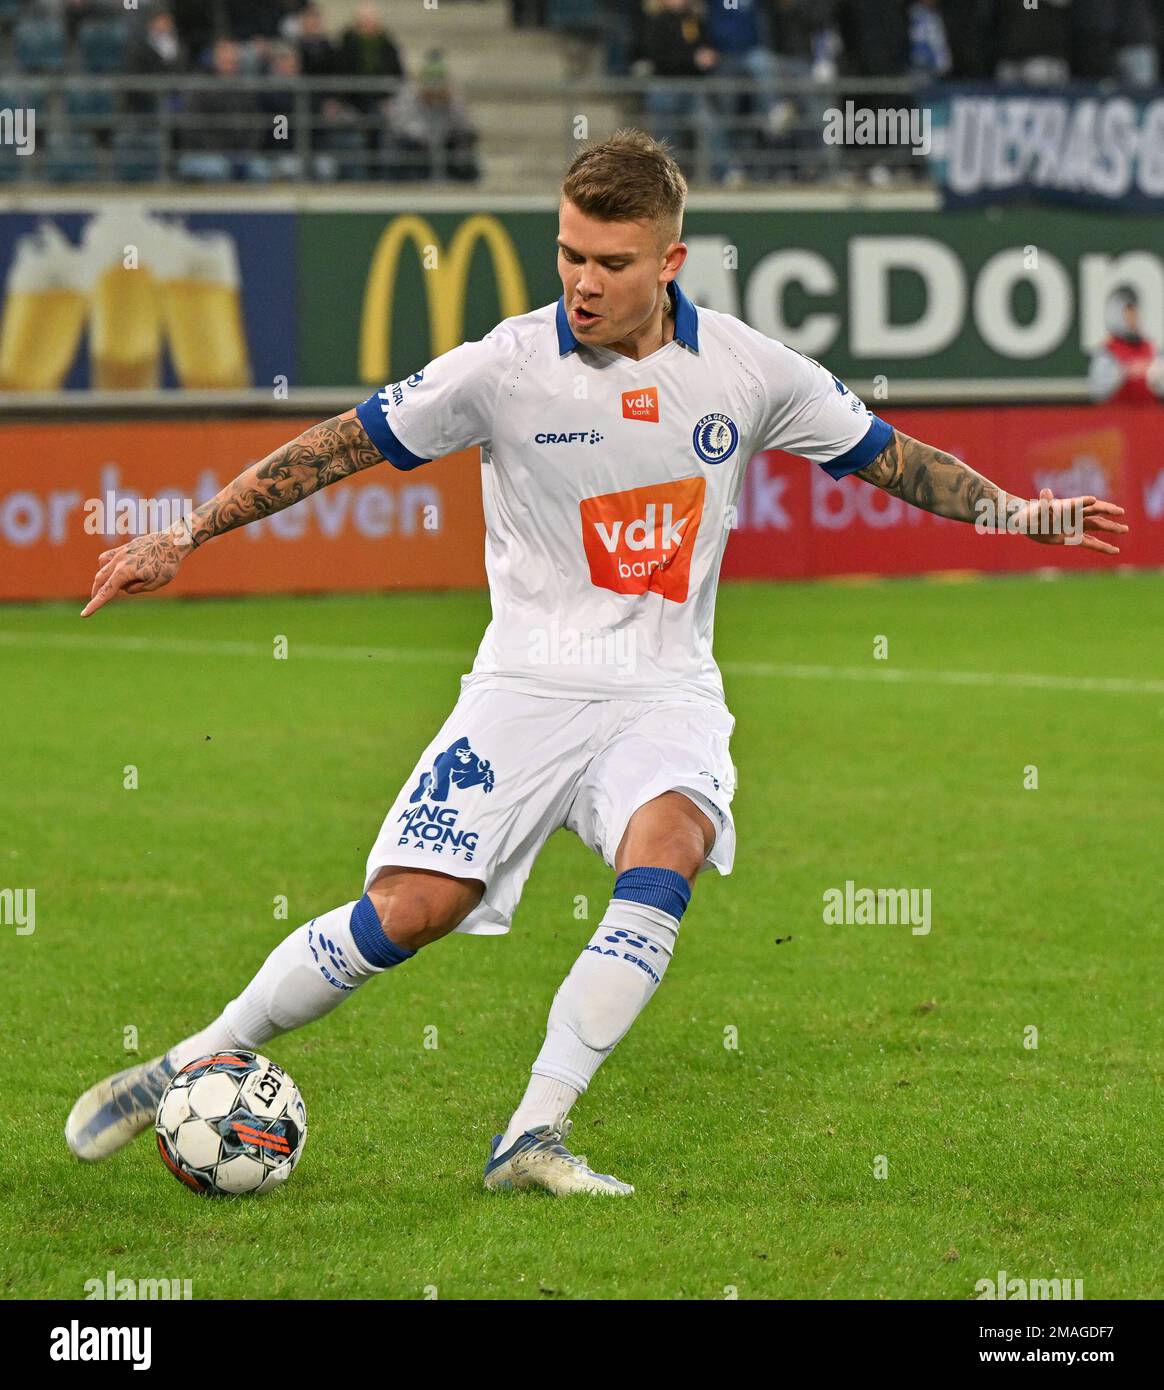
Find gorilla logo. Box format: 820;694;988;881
409;737;496;803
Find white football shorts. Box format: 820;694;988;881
362;682;737;934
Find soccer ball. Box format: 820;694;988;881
155;1050;307;1196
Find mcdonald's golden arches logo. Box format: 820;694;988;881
358;214;529;384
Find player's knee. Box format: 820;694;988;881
617;794;715;883
655;836;704;885
365;868;483;951
661;817;715;882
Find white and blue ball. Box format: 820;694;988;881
155;1050;306;1196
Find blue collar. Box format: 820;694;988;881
556;280;700;356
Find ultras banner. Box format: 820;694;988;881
928;85;1164;212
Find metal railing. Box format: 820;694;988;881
0;73;937;186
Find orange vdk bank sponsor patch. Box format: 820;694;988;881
621;386;659;422
579;476;705;602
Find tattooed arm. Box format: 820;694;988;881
856;428;1127;554
81;410;382;617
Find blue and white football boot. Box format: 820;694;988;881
483;1117;634;1196
65;1053;177;1162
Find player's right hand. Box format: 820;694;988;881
81;529;191;617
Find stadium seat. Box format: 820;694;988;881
316;125;369;181
175;152;234;182
0;85;45;116
14;15;67;74
111;129;166;183
544;0;600;32
65;87;118;124
41;129;101;183
78;17;128;75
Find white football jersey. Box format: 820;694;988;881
356;281;891;705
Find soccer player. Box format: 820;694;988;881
66;130;1127;1196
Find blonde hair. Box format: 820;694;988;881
561;128;687;254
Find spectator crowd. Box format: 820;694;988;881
0;0;480;182
530;0;1164;84
531;0;1164;184
2;0;1163;185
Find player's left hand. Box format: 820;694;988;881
1017;488;1128;555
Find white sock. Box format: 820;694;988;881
497;900;678;1150
165;901;395;1069
497;1075;581;1147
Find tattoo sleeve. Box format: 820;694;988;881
855;428;1005;525
185;410;384;548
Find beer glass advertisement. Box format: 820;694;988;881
0;209;296;392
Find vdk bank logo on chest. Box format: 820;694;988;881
579;477;705;603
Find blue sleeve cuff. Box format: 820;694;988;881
355;395;431;471
818;414;893;480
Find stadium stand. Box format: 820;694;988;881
0;0;1162;188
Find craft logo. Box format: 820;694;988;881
622;386;659;422
359;214;529;383
579;476;705;603
534;429;604;445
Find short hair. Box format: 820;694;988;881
561;128;687;254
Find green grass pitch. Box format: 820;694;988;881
2;572;1161;1300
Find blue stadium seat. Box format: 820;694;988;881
545;0;600;31
41;129;101;183
66;87;118;123
78;17;128;75
14;16;67;74
0;85;45;116
175;151;233;182
316;124;368;181
112;129;166;182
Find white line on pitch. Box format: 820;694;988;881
1;629;1161;696
722;660;1164;696
0;630;468;665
